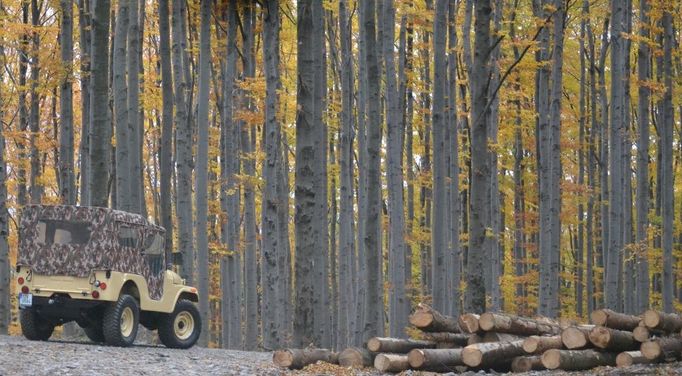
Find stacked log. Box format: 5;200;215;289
273;306;682;373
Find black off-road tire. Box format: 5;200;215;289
103;294;139;347
20;308;54;341
83;322;105;343
158;299;201;349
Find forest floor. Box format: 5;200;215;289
0;334;679;376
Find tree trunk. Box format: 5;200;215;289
28;0;42;204
88;0;111;207
59;0;75;205
113;0;130;211
661;7;674;313
157;0;173;257
127;0;142;214
423;332;471;347
78;0;91;205
541;349;617;370
465;0;491;314
171;0;193;284
0;40;8;334
635;0;650;313
459;313;481;334
360;0;383;342
194;0;210;348
261;0;282;350
294;0;331;348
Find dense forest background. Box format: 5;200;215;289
0;0;680;351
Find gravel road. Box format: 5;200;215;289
0;334;281;376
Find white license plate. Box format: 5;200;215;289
19;293;32;308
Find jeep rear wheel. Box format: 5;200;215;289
20;308;54;341
103;294;139;347
158;299;201;349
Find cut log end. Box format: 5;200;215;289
633;326;650;342
410;311;434;328
366;337;381;352
478;312;495;332
643;310;660;329
407;349;426;368
561;326;590;349
462;347;483;367
522;337;539;353
273;350;294;368
590;310;608;326
641;341;661;360
511;356;543;372
459;313;480;333
337;347;373;368
374;354;409;373
541;349;561;370
588;326;610;348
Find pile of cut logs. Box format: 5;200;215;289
273;304;682;373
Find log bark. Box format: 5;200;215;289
461;340;526;368
374;354;410;373
467;334;483;345
408;348;464;372
478;312;561;336
561;325;594;349
641;337;682;361
366;337;436;353
337;347;374;368
423;332;470;347
588;327;638;351
511;356;545;372
541;349;617;370
409;305;460;333
482;332;524;343
458;313;480;333
642;310;682;333
590;309;641;331
616;351;653;367
273;348;338;369
522;335;563;354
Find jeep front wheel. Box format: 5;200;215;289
20;308;54;341
103;294;139;347
158;299;201;349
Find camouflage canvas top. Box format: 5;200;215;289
17;205;167;300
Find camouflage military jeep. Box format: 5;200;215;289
15;205;201;348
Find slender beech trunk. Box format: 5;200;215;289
158;0;173;257
585;0;597;314
195;0;210;348
88;0;111;207
635;0;651;313
447;0;461;317
547;0;565;318
78;0;91;205
466;0;491;314
431;0;448;315
360;0;383;341
577;0;586;318
17;3;28;207
606;0;625;311
240;5;258;350
113;0;130;211
220;0;241;350
127;0;142;214
171;0;193;284
60;0;75;205
0;32;9;335
622;0;634;314
261;0;282;350
28;0;41;204
337;0;355;350
661;9;674;312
